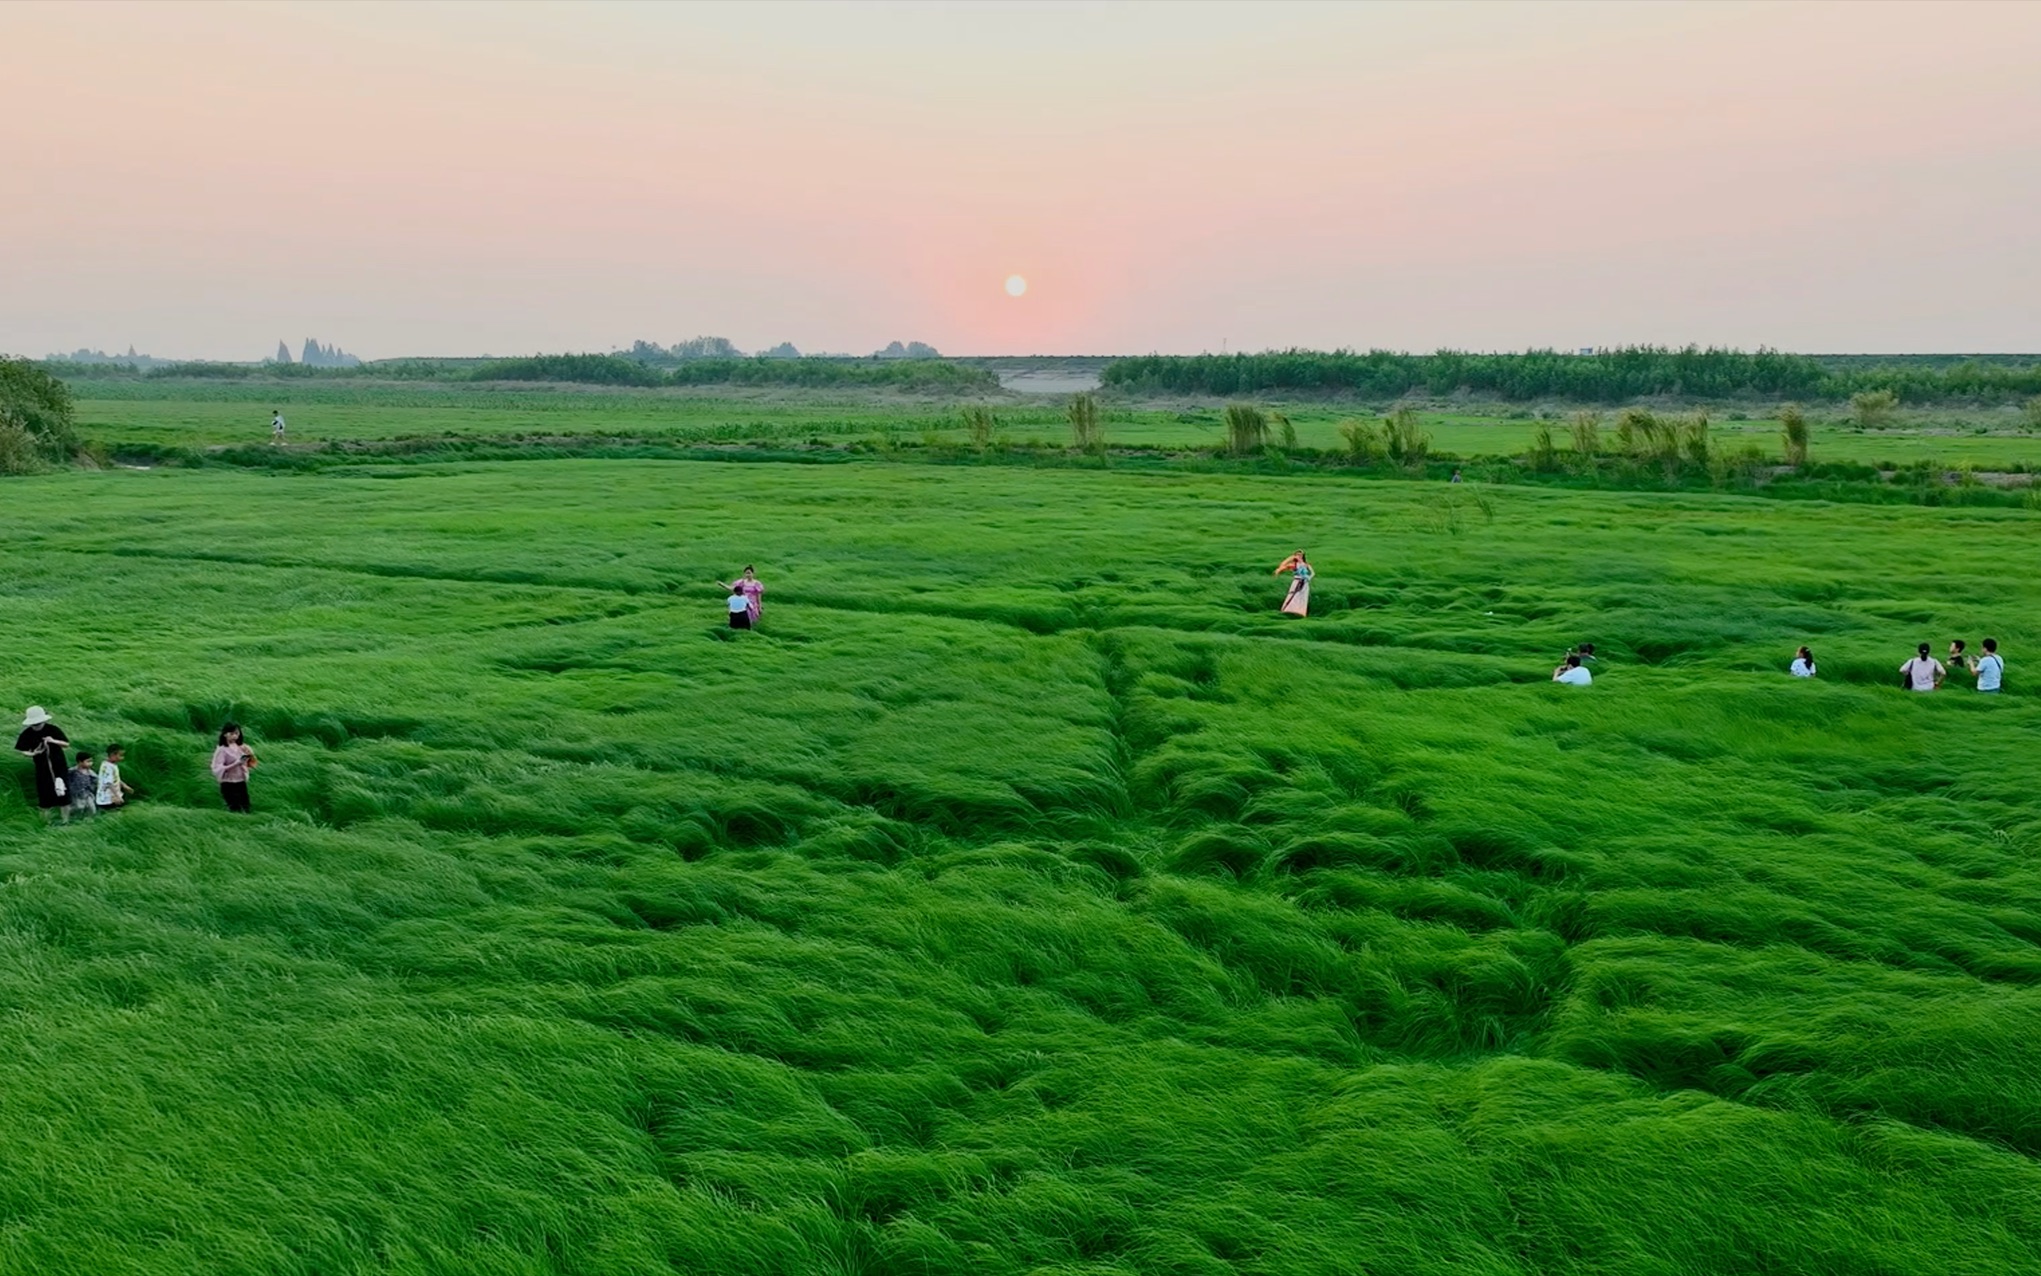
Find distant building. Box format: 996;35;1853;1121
300;338;361;367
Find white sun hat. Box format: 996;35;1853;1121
22;706;51;727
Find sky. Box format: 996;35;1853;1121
3;0;2039;360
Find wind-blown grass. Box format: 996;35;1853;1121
1;457;2037;1273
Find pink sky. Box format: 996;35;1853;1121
4;0;2038;360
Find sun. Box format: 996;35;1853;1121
1004;274;1027;298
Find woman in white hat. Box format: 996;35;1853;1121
14;706;74;822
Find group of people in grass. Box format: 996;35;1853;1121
1272;550;2009;693
14;709;259;825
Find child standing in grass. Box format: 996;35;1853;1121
211;722;257;813
97;745;134;810
64;751;98;822
716;566;765;628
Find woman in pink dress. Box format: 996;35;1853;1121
716;566;765;628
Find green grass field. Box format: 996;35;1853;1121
69;380;2041;470
4;441;2040;1272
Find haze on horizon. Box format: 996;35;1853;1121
4;0;2038;363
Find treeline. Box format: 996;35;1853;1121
36;354;1000;393
1100;347;2041;404
474;354;998;392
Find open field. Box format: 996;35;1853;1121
3;453;2038;1273
68;380;2041;471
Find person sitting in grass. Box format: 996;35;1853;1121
64;751;99;823
96;744;135;810
1900;642;1944;693
1553;653;1592;685
1791;646;1817;677
1974;637;2004;693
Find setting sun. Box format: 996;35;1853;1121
1004;274;1027;298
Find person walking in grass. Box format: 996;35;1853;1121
1790;646;1817;677
271;409;286;445
1553;653;1592;685
1974;638;2004;694
64;751;99;823
716;566;765;628
14;706;73;824
96;744;135;810
211;722;257;813
1275;551;1312;617
1900;642;1945;693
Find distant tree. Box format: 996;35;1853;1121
2025;396;2041;429
671;336;743;360
625;340;668;361
1383;406;1430;470
760;342;801;359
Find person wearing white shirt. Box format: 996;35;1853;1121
1899;643;1944;692
1790;646;1816;678
1974;638;2004;693
1553;654;1592;685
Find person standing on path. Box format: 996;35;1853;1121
1900;643;1945;693
211;722;257;813
1275;551;1312;618
13;707;73;823
716;566;765;628
271;410;286;445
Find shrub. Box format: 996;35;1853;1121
0;357;78;464
1851;390;1899;429
0;421;45;474
1068;393;1104;452
1223;404;1268;456
1337;419;1383;464
1273;411;1298;451
1780;404;1810;468
1384;406;1430;470
1529;423;1559;472
1681;413;1711;467
961;406;995;450
2026;396;2041;429
1568;411;1602;459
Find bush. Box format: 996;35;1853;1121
1223;404;1268;456
1568;411;1602;459
961;406;995;449
2026;396;2041;429
469;354;665;387
0;357;78;465
1780;404;1810;468
0;421;45;474
1068;393;1104;452
1529;423;1559;473
1851;390;1899;429
1384;407;1430;470
1337;419;1383;464
1682;413;1712;467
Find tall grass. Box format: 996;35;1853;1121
1;459;2038;1270
1223;403;1268;455
1067;392;1104;452
1384;406;1430;470
1852;389;1900;428
1781;403;1810;467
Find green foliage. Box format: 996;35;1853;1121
1682;412;1712;467
1101;347;2041;404
1528;422;1559;473
1781;403;1811;467
1384;406;1431;469
1274;410;1298;451
0;356;79;466
1223;403;1268;455
1067;392;1104;452
1337;417;1383;463
1567;410;1602;458
1852;389;1900;428
470;353;669;386
463;354;1000;393
961;405;995;449
2025;396;2041;429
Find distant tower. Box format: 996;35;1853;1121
275;340;293;364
